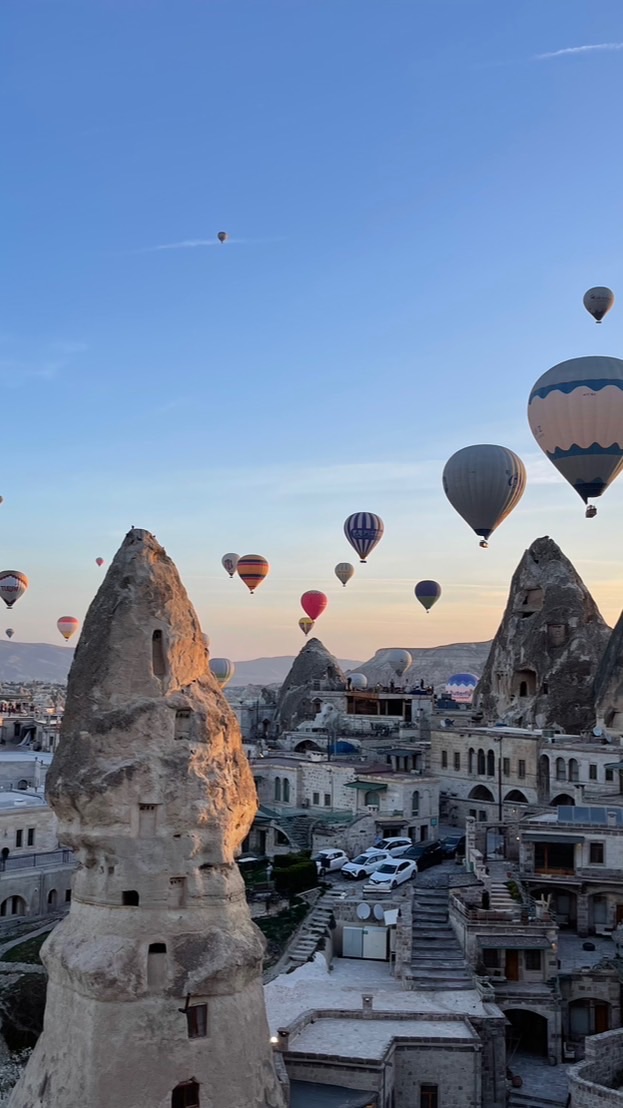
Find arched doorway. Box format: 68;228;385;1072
469;785;494;802
0;895;26;917
505;1009;549;1056
550;794;575;806
568;998;610;1040
505;790;528;804
47;889;57;908
293;740;322;753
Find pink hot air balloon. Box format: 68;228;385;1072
301;590;328;622
96;557;105;567
57;616;80;643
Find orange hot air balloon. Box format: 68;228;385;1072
57;616;79;642
95;557;105;567
299;616;314;636
0;572;28;609
301;591;328;621
236;554;270;595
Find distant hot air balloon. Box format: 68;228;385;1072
387;649;412;678
217;231;229;244
202;633;210;651
0;497;4;505
299;616;314;636
343;513;384;563
301;590;328;621
583;287;615;323
446;672;479;704
95;557;105;567
415;580;442;613
349;672;368;690
209;657;234;688
442;445;526;548
237;554;270;594
335;562;355;587
57;616;79;642
528;356;623;517
0;572;28;609
5;629;13;640
222;553;240;578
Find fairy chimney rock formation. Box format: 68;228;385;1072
474;536;610;734
594;608;623;734
276;637;346;731
9;528;284;1108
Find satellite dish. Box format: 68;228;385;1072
373;903;385;921
356;902;371;920
593;727;603;737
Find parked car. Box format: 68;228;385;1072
366;836;412;857
402;840;444;870
341;850;392;880
315;849;349;875
440;834;466;859
367;857;417;890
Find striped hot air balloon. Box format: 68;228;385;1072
57;616;80;642
236;554;270;594
446;673;479;705
0;572;28;610
299;616;314;636
209;657;235;688
343;513;384;563
414;580;442;613
335;562;354;587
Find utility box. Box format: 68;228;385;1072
342;926;388;961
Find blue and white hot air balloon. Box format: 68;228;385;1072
528;355;623;517
343;512;384;563
446;673;479;705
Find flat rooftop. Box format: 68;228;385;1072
290;1016;476;1060
0;791;46;809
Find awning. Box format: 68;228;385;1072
604;762;623;770
480;936;551;950
344;781;388;791
522;832;584;844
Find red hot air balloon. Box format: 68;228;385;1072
301;591;328;621
96;557;105;567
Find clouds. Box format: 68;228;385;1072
147;239;220;252
535;42;623;61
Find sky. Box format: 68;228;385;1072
2;0;623;665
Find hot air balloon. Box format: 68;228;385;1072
442;445;526;548
349;672;368;690
217;231;229;244
0;497;4;505
57;616;79;642
0;572;28;609
301;590;328;621
528;356;623;517
446;673;479;705
415;580;442;613
335;562;355;587
343;513;384;563
202;633;210;651
95;557;105;567
5;629;13;640
237;554;270;594
387;649;412;678
583;287;615;324
299;616;314;636
222;553;240;578
209;657;235;688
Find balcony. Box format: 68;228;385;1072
0;849;74;872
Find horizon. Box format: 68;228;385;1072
4;2;623;659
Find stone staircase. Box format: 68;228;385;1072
278;815;314;851
409;887;475;990
283;889;345;970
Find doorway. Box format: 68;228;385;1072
506;950;519;981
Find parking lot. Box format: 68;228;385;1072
324;856;475;892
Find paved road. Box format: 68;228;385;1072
325;858;479;892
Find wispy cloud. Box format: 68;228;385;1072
535;42;623;61
146;239;220;252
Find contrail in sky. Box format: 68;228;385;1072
535;42;623;60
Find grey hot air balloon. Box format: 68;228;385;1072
583;287;615;323
442;445;527;548
334;562;355;587
209;657;235;688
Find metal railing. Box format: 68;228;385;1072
1;849;74;872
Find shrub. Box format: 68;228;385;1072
273;860;317;897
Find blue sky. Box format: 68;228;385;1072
2;0;623;664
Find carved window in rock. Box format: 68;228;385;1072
122;890;139;906
186;1003;208;1039
139;804;158;836
169;877;186;908
477;749;486;775
514;669;537;698
148;943;167;988
486;751;495;777
152;630;166;677
174;710;192;741
172;1081;200;1108
518;587;544;615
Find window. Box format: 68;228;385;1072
518;760;526;780
27;828;35;847
589;764;598;781
312;791;320;806
479;810;487;821
454;751;460;771
589;842;605;865
411;790;420;816
283;779;290;803
556;757;566;781
139;804;157;836
152;630;166;676
606;769;614;782
503;757;510;777
477;749;485;775
420;1085;438;1108
525;950;542;971
324;793;331;807
486;750;495;777
186;1003;208;1039
469;809;477;818
122;890;140;906
15;830;22;848
441;750;448;768
174;710;191;740
147;943;167;988
482;948;499;968
274;778;281;802
65;889;71;902
172;1081;200;1108
468;748;475;773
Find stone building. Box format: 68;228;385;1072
569;1027;623;1107
0;790;73;918
9;528;284;1108
474;536;611;733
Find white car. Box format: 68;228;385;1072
367;857;417;890
341;850;392;880
315;849;349;875
366;837;413;857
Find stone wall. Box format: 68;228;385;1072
570;1028;623;1107
393;1042;480;1108
0;808;59;859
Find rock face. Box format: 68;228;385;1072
9;528;284;1108
474;536;610;734
594;609;623;733
275;638;345;732
356;642;492;690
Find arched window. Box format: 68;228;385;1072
468;748;475;774
47;889;57;908
364;790;379;807
519;680;528;697
0;896;26;917
172;1081;200;1108
486;750;495;777
568;758;579;783
274;777;281;801
411;790;420;816
477;749;486;775
556;758;566;782
152;630;166;676
283;778;290;803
